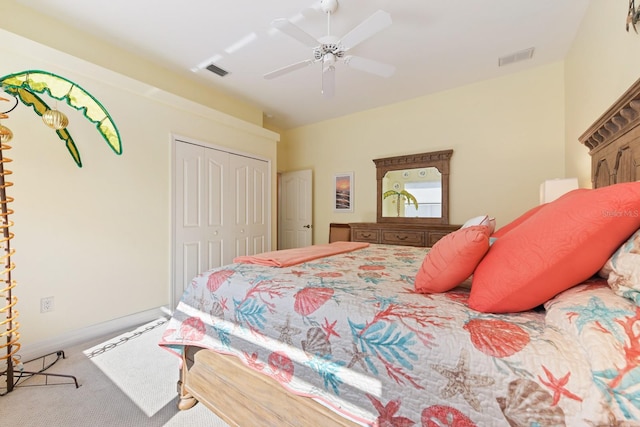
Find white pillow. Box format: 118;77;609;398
462;215;496;234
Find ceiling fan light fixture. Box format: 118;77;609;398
324;52;336;66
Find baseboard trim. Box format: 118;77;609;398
19;306;170;361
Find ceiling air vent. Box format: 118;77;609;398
498;47;535;67
206;63;229;77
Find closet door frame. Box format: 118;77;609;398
171;134;271;309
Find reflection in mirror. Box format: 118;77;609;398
382;168;442;218
374;150;452;225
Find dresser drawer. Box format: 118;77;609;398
381;230;424;246
349;223;459;247
352;229;380;243
427;232;450;247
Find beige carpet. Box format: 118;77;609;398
0;318;229;426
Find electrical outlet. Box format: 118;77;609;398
40;296;54;313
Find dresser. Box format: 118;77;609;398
349;222;460;247
353;150;459;248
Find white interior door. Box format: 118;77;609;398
173;138;270;308
229;154;269;260
279;169;313;249
173;142;226;307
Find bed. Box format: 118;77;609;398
159;79;640;426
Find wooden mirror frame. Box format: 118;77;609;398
374;149;452;225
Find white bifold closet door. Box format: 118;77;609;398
173;139;269;307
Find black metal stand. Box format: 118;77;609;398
1;350;79;396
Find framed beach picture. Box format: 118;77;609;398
333;172;354;212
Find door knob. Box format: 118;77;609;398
303;224;311;228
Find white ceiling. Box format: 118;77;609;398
15;0;590;130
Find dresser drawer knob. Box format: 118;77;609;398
396;234;408;240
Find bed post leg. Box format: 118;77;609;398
177;349;198;410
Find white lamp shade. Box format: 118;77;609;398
540;178;579;204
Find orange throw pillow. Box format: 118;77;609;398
469;182;640;313
491;204;546;238
415;225;491;293
492;190;589;238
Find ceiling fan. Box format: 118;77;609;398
264;0;395;98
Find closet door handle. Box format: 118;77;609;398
303;224;311;228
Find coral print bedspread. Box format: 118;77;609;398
159;244;640;426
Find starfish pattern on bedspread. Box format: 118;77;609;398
538;365;583;406
431;349;495;411
366;395;415;427
346;342;368;370
562;296;635;342
274;315;302;345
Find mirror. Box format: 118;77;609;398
374;150;452;225
382;167;442;218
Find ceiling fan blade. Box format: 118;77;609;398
322;66;335;98
264;59;315;80
344;55;395;78
271;18;319;48
340;10;392;51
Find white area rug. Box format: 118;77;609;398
83;318;178;417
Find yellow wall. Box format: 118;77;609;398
1;29;278;347
564;0;640;187
280;63;567;243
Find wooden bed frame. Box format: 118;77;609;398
178;346;359;426
176;78;640;426
579;78;640;187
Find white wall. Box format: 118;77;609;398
1;30;278;348
280;63;566;243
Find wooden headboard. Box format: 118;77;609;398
579;78;640;187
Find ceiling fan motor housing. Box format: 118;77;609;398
314;43;344;61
